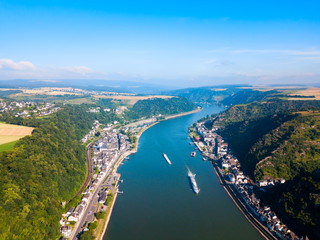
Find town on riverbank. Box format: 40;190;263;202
189;120;303;240
58;108;201;240
59;119;130;240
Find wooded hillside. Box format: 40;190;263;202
213;100;320;239
126;97;197;119
0;105;95;239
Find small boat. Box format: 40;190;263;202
202;157;207;161
163;153;172;165
188;169;200;194
191;151;196;157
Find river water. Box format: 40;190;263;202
104;106;263;240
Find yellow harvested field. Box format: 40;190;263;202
0;128;34;135
0;123;34;145
0;88;17;91
10;87;80;96
0;136;22;145
287;87;320;100
94;95;173;105
21;89;78;95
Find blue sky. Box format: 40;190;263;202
0;0;320;87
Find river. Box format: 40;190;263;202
104;106;263;240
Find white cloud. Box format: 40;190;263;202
289;51;320;56
0;59;36;70
231;49;320;56
299;56;320;60
62;66;94;75
0;59;98;79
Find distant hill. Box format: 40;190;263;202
165;86;242;104
166;85;281;105
220;89;279;105
126;97;197;119
0;79;171;94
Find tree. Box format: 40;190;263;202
95;211;106;220
79;231;94;240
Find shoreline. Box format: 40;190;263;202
211;161;276;240
163;108;202;120
96;108;201;240
190;136;277;240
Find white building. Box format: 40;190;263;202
67;213;79;222
258;180;268;187
60;226;72;238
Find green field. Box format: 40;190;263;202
67;97;96;104
0;140;18;152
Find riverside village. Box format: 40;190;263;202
58;117;158;239
190;120;303;240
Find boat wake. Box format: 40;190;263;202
187;167;200;194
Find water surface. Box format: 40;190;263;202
104;106;263;240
